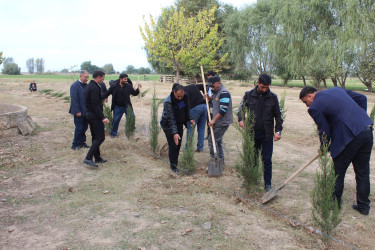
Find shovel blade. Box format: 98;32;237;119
139;126;149;136
261;188;279;204
208;157;223;177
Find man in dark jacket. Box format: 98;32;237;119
102;73;141;137
29;81;37;91
184;84;207;152
237;74;283;192
300;86;373;215
160;84;195;174
83;70;109;167
69;70;90;150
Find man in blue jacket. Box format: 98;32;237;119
69;70;90;150
300;87;373;215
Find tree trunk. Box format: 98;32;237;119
302;76;306;87
322;78;327;89
175;71;180;84
331;77;337;87
282;78;288;87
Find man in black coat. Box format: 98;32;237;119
237;74;283;192
102;73;141;138
83;70;109;167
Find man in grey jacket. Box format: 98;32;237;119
205;76;233;162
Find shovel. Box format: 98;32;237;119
138;76;149;136
261;154;319;204
200;65;223;177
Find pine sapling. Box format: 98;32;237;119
311;139;341;243
235;109;263;193
179;125;196;174
125;105;135;139
370;103;375;122
280;89;287;121
149;85;161;154
103;103;113;132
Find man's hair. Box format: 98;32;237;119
119;73;128;79
93;70;105;78
206;70;216;77
258;74;272;85
172;83;185;92
207;76;220;86
299;87;318;99
80;70;88;76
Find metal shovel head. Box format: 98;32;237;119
139;125;149;136
208;157;223;177
261;188;280;204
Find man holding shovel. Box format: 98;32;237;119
237;74;283;192
300;86;373;215
205;76;233;165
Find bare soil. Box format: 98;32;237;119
0;77;374;249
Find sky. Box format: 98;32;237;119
0;0;256;73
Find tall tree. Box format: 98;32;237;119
224;2;276;77
0;52;4;66
26;58;35;74
125;65;136;74
3;57;14;67
35;58;45;73
140;6;226;82
80;61;101;74
103;63;115;74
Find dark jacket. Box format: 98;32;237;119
308;87;373;158
102;79;139;111
84;80;105;121
160;92;192;135
184;84;205;109
69;80;87;116
238;86;283;140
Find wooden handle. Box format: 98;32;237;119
283;154;319;185
200;65;216;155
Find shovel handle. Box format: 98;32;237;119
283;154;319;186
200;65;217;155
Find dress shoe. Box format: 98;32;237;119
352;204;369;215
81;143;91;148
95;158;108;163
265;185;272;192
195;149;203;153
83;159;98;167
172;168;179;175
71;146;81;150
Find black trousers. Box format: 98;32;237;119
333;127;373;211
164;125;183;169
85;118;105;161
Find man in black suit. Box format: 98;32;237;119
83;70;109;167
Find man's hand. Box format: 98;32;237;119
102;118;109;124
208;120;215;127
190;120;195;126
274;133;281;141
76;112;82;117
238;121;244;129
138;83;142;89
173;134;181;145
105;98;108;103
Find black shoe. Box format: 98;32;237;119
83;159;98;167
81;143;91;148
95;158;108;163
110;134;117;138
352;204;369;215
195;149;203;153
265;185;272;192
71;146;81;150
171;168;179;175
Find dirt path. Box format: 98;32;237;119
1;78;374;249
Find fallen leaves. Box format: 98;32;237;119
181;228;193;236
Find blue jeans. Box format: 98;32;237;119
208;125;229;160
72;116;88;147
186;104;207;151
111;105;134;136
333;127;373;211
254;132;274;187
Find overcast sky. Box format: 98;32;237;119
0;0;256;72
